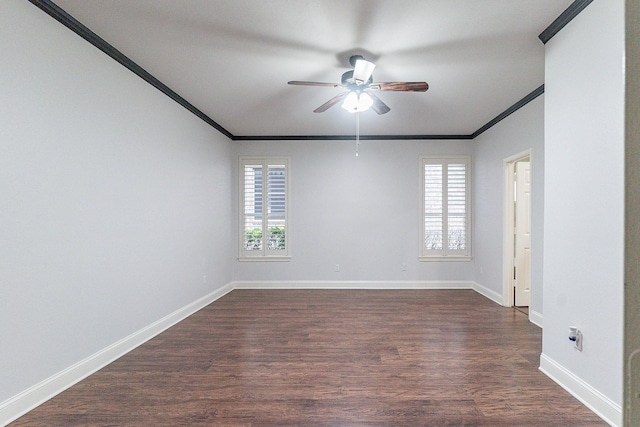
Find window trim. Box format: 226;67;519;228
239;157;290;261
419;156;472;261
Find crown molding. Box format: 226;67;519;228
232;134;474;141
538;0;594;44
28;0;582;142
471;85;544;139
27;0;234;140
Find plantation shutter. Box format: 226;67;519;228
242;163;263;253
267;164;286;252
424;164;444;254
447;163;467;254
240;158;289;259
421;157;470;258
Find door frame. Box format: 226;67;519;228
502;149;532;309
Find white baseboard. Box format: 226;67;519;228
0;283;234;426
471;281;504;305
471;282;543;328
529;309;543;328
539;353;622;427
8;282;614;427
232;280;475;290
0;280;475;424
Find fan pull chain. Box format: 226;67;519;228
355;112;360;157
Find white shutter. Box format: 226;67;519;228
424;164;444;254
243;163;263;253
267;164;286;252
421;157;470;259
240;158;289;259
447;163;467;254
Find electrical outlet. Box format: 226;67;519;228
334;264;340;272
569;327;583;351
401;263;407;271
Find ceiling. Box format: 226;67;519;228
49;0;573;139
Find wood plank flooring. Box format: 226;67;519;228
11;289;606;426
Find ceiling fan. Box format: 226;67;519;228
288;55;428;115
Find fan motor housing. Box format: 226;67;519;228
341;70;373;86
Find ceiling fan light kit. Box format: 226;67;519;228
288;54;429;115
288;54;429;157
341;91;373;113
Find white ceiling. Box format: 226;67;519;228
52;0;572;139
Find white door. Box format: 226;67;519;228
514;161;531;306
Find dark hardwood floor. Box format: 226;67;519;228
11;289;606;426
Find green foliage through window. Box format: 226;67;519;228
244;227;286;250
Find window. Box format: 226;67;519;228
240;157;289;260
421;156;471;260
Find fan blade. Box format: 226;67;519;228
370;82;429;92
353;59;376;84
288;81;341;88
368;93;391;115
314;92;348;113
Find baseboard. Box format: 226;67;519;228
2;281;564;426
471;281;504;305
231;280;475;290
539;353;622;427
0;283;234;426
529;309;543;328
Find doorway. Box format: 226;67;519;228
503;151;532;315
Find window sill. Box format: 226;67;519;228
238;256;291;262
419;256;472;262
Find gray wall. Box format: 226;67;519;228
473;95;545;318
0;0;233;403
232;139;475;283
543;0;624;409
1;0;627;424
